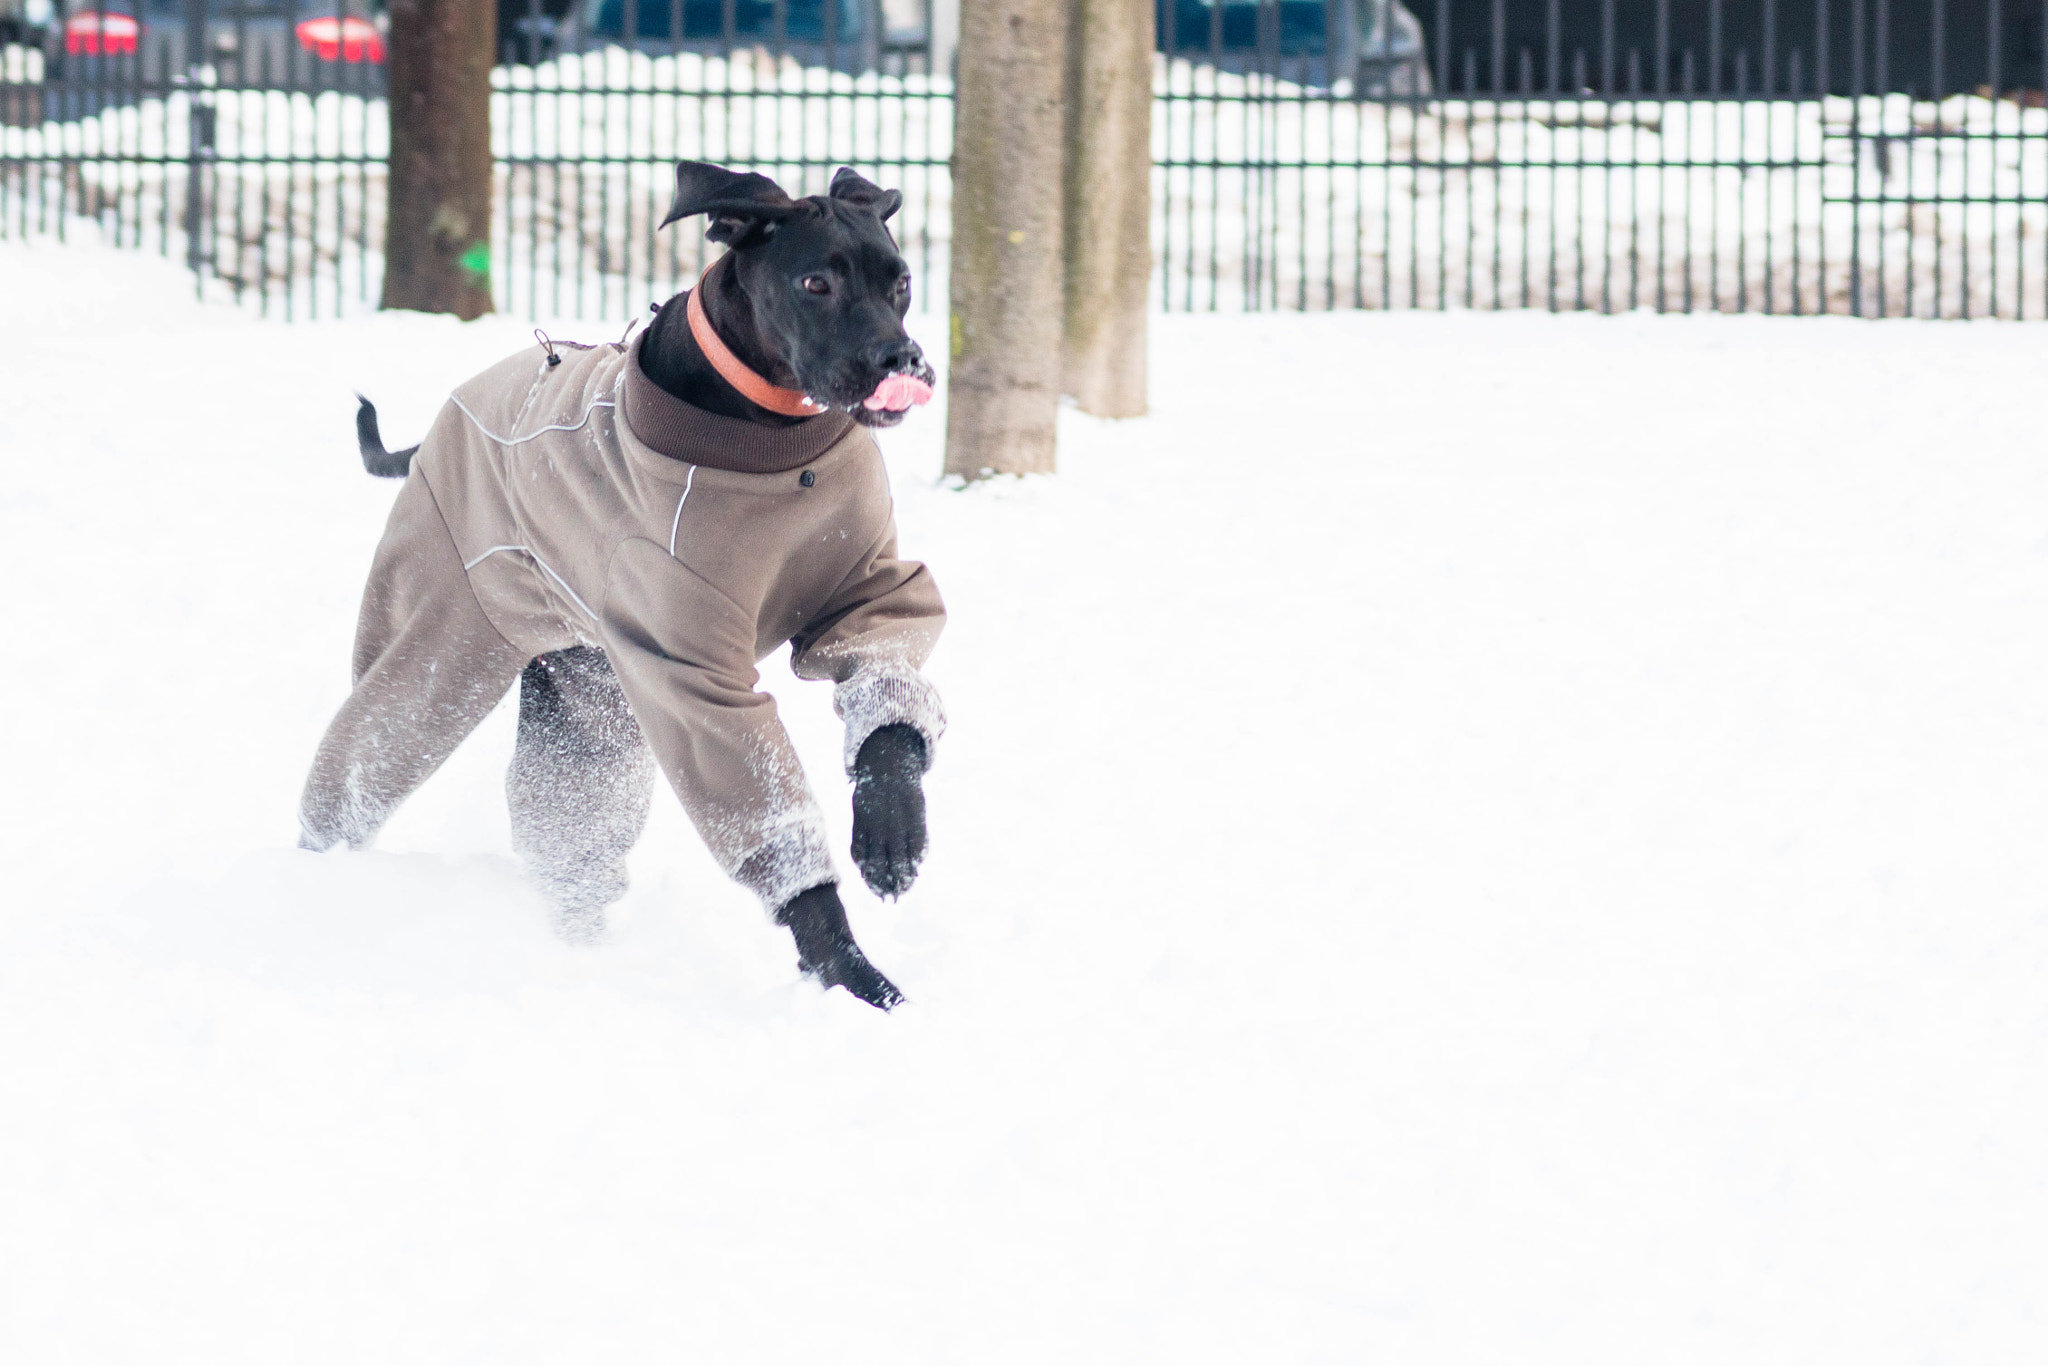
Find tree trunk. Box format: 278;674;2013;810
1062;0;1152;418
381;0;496;321
945;0;1068;478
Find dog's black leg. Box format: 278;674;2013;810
776;884;904;1010
355;394;421;478
851;723;928;899
508;647;657;943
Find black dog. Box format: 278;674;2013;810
350;163;938;1010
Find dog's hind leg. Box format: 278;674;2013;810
506;646;657;942
300;473;528;851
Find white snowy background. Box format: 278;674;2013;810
2;237;2046;1363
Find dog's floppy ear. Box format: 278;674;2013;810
829;166;903;223
662;161;802;246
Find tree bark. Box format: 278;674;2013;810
945;0;1067;478
1062;0;1152;418
381;0;496;321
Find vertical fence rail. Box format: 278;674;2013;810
5;0;2046;318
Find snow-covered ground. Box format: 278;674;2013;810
3;238;2047;1363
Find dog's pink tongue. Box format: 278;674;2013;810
862;373;934;412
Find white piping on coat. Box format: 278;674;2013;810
450;394;615;447
668;465;697;557
461;544;600;626
463;544;528;571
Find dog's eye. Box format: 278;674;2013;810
801;275;832;296
893;275;912;296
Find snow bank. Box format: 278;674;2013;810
2;239;2045;1363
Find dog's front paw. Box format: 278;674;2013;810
852;724;928;899
777;884;905;1011
807;940;905;1011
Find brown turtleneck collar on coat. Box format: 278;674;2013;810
621;331;855;476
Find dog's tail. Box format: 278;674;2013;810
355;394;419;478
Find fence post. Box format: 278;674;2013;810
183;0;214;280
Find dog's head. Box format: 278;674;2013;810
662;161;933;429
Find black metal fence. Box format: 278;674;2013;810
1159;0;2048;316
490;1;949;321
0;1;389;318
5;0;2046;319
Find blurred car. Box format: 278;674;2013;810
1155;0;1430;93
293;13;382;61
576;0;868;53
1346;0;1428;94
64;8;139;53
498;0;575;63
1;0;55;47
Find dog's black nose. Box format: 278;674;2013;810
869;338;924;374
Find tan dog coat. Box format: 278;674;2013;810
300;329;946;910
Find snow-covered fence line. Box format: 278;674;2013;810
1159;65;2048;319
6;45;2047;319
0;45;949;320
490;47;952;321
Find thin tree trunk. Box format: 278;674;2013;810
1063;0;1152;418
945;0;1068;478
381;0;495;320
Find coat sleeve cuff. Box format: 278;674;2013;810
732;819;838;913
833;661;947;777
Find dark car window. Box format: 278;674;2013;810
1157;0;1328;56
584;0;864;43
